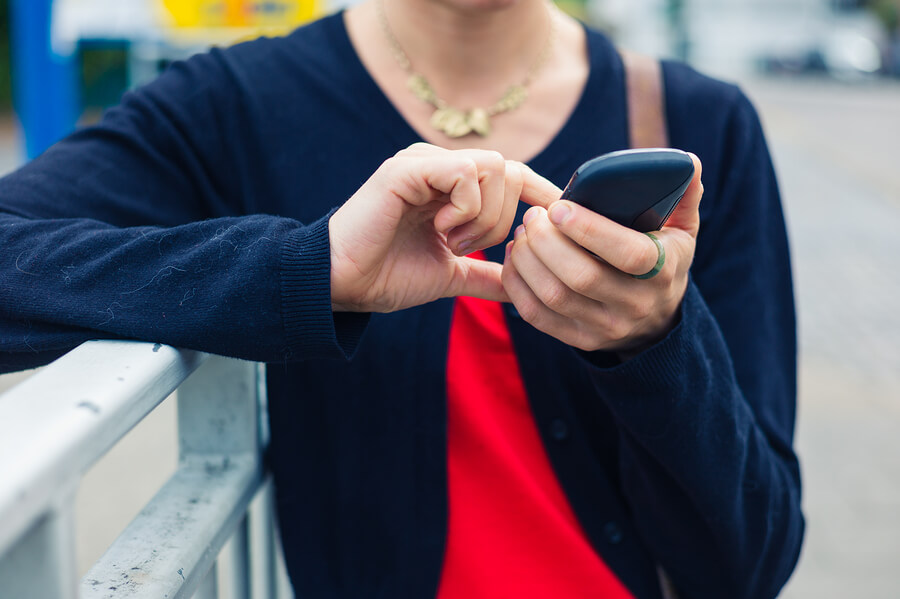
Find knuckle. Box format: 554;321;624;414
602;314;631;344
606;324;630;345
527;217;555;244
381;155;403;172
539;281;570;311
568;263;599;296
470;149;505;170
489;152;507;175
572;330;602;353
516;299;542;324
458;158;480;182
482;202;504;228
627;300;653;321
505;160;525;186
620;246;654;275
379;156;411;187
459;207;480;223
655;265;675;286
394;145;418;158
407;142;436;154
573;215;602;249
451;160;481;213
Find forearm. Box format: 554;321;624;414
0;212;365;371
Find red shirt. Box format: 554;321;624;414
438;252;634;598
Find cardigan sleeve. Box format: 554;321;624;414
578;85;803;598
0;46;365;373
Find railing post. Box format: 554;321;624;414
177;356;260;458
79;354;264;599
194;564;219;599
0;492;78;599
251;479;280;599
0;343;278;598
229;515;251;598
176;356;262;599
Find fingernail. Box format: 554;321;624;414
514;224;525;239
457;240;472;255
523;207;538;226
549;202;571;226
505;241;513;260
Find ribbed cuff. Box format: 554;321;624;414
579;282;699;384
578;281;734;436
280;212;369;361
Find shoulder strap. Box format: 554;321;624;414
620;50;669;149
619;49;681;599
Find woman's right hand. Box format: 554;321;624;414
328;143;558;313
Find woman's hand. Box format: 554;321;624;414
502;153;704;356
329;143;557;313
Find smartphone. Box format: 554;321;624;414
560;148;694;232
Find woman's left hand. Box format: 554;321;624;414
502;154;703;357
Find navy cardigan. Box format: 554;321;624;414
0;13;803;599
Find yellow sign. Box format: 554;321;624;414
160;0;321;29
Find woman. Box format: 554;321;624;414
0;0;803;597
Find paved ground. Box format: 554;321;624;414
1;76;899;596
741;76;900;598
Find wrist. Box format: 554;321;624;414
614;304;682;361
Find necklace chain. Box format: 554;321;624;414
377;0;557;138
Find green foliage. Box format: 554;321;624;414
0;1;128;114
866;0;900;31
80;45;129;110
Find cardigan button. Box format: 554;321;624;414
604;521;624;545
549;419;569;441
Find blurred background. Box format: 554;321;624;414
0;1;898;598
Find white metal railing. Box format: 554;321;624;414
0;340;284;598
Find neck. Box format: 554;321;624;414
379;0;553;103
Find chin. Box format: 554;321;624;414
427;0;524;14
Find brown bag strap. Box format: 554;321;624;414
620;48;681;599
620;50;669;149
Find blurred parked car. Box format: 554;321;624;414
760;9;886;79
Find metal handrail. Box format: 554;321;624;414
0;340;280;599
0;341;206;553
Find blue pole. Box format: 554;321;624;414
9;0;79;159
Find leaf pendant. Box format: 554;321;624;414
466;108;491;137
431;108;472;138
430;107;493;138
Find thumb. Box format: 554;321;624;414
663;152;703;237
445;258;509;303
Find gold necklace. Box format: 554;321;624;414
377;0;557;138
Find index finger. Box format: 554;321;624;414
517;162;562;209
547;200;675;277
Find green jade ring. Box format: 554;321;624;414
633;232;665;280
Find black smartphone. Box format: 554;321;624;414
560;148;695;232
